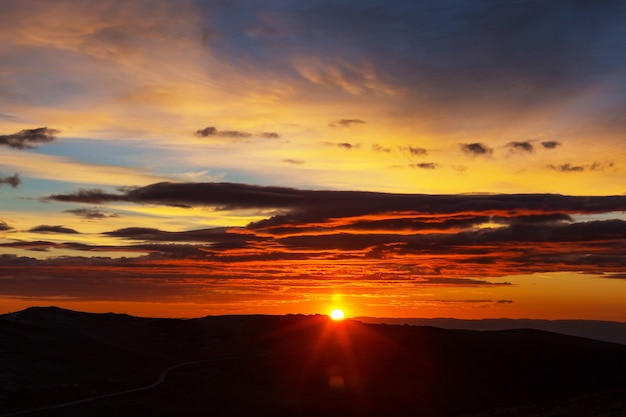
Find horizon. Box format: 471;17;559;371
5;304;626;323
1;0;625;321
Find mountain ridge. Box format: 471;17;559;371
2;307;626;416
353;316;626;345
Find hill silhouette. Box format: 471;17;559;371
354;316;626;345
1;307;626;416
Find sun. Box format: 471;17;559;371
330;308;345;321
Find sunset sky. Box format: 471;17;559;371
1;0;625;319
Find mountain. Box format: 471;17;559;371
1;307;626;417
353;317;626;345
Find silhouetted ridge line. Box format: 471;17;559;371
1;308;625;416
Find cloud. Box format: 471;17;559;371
548;161;615;173
28;225;80;234
283;159;305;165
548;163;585;173
603;273;626;280
460;143;493;157
5;183;626;303
400;146;428;156
64;208;119;219
0;127;59;149
372;144;391;153
0;173;20;188
195;126;250;138
0;221;13;231
323;141;359;150
541;141;561;149
411;163;438;170
506;141;534;153
48;182;314;209
589;161;615;171
260;132;281;139
46;182;626;222
195;127;280;140
329;119;365;128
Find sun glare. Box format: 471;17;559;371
330;308;345;320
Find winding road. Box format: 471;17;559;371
1;353;273;417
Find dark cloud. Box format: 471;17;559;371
103;226;258;248
45;188;129;205
195;126;218;137
541;141;562;149
400;146;428;156
0;127;59;149
548;161;615;173
4;187;626;292
460;143;493;157
29;225;80;234
372;144;391;153
548;163;585;173
329;119;365;128
411;163;438;170
590;161;615;171
64;208;119;219
195;127;279;139
219;130;253;138
507;141;534;153
603;273;626;280
0;221;12;231
195;127;251;138
43;182;626;277
260;132;281;139
47;182;626;216
283;159;305;165
323;141;359;150
0;173;20;188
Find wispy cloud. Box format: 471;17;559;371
372;144;391;153
64;208;120;220
460;143;493;157
0;127;59;149
329;119;365;128
411;163;438;170
283;159;305;165
541;141;561;150
506;141;534;154
400;146;428;156
0;173;20;188
323;141;359;150
195;127;281;140
28;225;80;234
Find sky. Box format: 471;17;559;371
0;0;625;319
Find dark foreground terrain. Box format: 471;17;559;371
1;307;626;417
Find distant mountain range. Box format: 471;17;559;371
354;317;626;345
1;307;626;417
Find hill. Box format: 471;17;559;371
1;307;626;416
354;316;626;345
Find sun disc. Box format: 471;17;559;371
330;309;345;320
